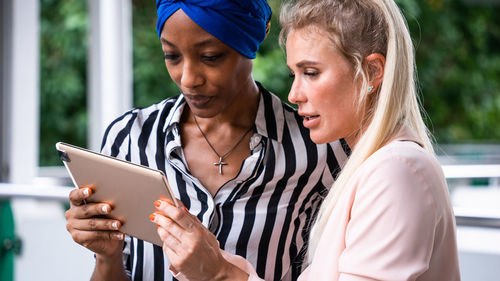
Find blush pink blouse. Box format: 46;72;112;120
176;127;461;281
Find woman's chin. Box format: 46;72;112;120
309;129;342;144
310;134;330;145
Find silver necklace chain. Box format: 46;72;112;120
193;115;253;175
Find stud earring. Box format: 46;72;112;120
367;86;374;93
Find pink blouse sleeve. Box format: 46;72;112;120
337;152;439;280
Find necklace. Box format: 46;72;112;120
193;115;253;175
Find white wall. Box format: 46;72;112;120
12;199;95;281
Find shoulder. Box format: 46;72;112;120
354;141;446;213
100;96;181;150
361;140;443;184
107;96;179;131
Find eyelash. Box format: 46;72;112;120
304;71;318;77
163;53;179;61
288;71;318;78
202;54;223;62
163;53;223;63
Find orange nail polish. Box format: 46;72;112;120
183;206;189;213
154;200;162;208
149;213;156;221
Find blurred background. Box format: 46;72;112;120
1;0;499;280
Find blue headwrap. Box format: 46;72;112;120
156;0;272;59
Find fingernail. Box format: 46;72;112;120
114;233;124;240
102;205;109;214
149;213;156;222
157;225;160;229
112;221;119;229
83;188;89;197
183;206;189;213
154;200;162;208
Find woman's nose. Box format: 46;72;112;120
180;62;203;89
288;79;304;105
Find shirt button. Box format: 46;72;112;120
250;135;261;148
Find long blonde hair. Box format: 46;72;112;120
280;0;434;262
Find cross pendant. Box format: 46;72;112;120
213;157;227;175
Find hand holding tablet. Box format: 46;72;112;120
56;142;178;246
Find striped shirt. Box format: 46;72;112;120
100;84;349;281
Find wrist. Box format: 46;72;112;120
215;259;249;281
92;252;129;281
95;252;124;272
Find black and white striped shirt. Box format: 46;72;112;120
100;84;349;281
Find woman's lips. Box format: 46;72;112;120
184;94;212;108
302;115;320;128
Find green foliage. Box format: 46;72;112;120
254;0;293;103
132;1;178;107
39;0;500;166
399;0;500;143
40;0;87;166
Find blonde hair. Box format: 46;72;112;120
280;0;434;263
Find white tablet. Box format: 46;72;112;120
56;142;178;246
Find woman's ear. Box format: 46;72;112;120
365;53;385;94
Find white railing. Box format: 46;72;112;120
0;183;70;201
1;164;499;227
441;164;500;186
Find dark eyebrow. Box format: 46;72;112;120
160;37;173;46
160;37;221;48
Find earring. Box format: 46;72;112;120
367;86;374;93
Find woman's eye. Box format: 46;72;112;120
304;71;318;77
202;54;223;62
163;53;179;61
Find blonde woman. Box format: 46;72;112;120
150;0;461;280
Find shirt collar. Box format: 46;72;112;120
253;82;285;143
390;125;424;148
162;95;186;133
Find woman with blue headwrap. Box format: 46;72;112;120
64;1;346;281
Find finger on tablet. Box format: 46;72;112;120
70;217;121;232
69;185;94;206
73;202;112;219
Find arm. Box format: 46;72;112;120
150;199;258;281
65;186;129;281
